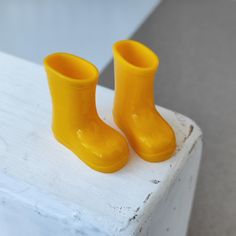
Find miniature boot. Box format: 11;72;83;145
44;53;129;173
112;40;176;162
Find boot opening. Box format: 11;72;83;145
44;53;98;81
114;40;159;70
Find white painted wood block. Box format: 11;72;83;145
0;52;203;236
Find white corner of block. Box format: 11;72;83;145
0;52;203;236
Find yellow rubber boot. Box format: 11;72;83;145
113;40;176;162
44;53;129;173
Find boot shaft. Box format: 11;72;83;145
113;40;159;115
44;53;99;133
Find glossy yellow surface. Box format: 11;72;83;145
113;40;176;162
44;53;129;173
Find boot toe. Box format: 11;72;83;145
81;129;129;173
98;134;129;166
135;127;176;162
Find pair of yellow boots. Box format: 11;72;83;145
44;40;176;173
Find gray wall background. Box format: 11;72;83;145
101;0;236;235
